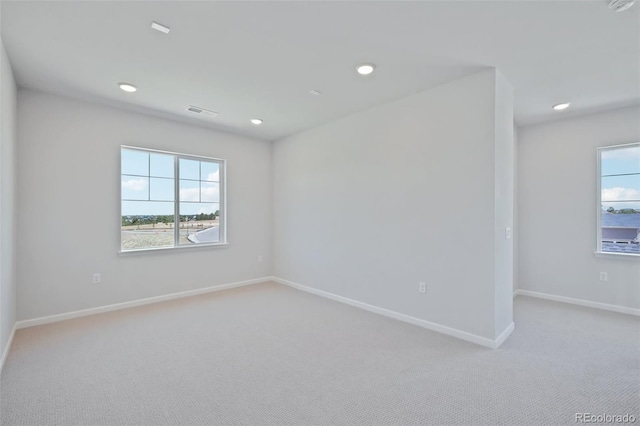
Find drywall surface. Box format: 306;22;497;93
513;125;519;292
16;89;272;320
273;69;513;341
0;37;18;357
493;71;515;337
518;106;640;309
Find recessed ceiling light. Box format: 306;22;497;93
552;102;571;111
608;0;635;12
356;64;376;76
250;118;263;125
151;21;171;34
309;90;322;96
118;83;137;93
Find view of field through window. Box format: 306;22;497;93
600;143;640;254
121;148;222;251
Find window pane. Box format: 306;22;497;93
201;161;219;182
150;177;174;201
179;158;200;180
601;174;640;203
121;147;225;251
600;143;640;255
201;182;219;202
179;180;200;202
122;201;174;216
179;203;219;245
121;175;148;200
150;153;174;178
601;208;640;254
121;149;149;176
602;206;640;225
602;200;640;212
121;201;174;251
179;202;218;217
601;145;640;176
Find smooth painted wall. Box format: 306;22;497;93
273;69;513;341
493;71;514;337
518;106;640;309
1;38;17;358
513;126;519;291
16;89;272;321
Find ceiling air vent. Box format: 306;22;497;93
187;105;219;118
608;0;635;11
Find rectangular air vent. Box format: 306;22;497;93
187;105;219;118
151;21;171;34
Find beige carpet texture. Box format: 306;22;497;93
1;281;638;425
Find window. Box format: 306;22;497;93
120;146;226;252
597;142;640;255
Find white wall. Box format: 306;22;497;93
16;89;272;321
493;71;514;337
1;38;18;360
273;69;514;342
513;125;519;291
518;106;640;310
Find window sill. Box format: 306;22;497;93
594;251;640;259
119;242;230;256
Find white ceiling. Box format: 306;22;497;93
1;1;639;141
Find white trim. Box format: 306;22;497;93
1;323;17;373
120;145;228;252
16;277;271;329
596;142;640;254
596;145;603;253
514;289;640;316
273;277;511;349
593;251;639;259
494;322;515;347
118;242;230;256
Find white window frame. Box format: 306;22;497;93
596;142;640;257
120;145;227;253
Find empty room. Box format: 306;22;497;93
0;1;639;425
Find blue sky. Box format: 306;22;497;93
601;144;640;211
121;149;220;217
121;145;639;218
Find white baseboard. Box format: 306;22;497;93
16;277;272;330
495;321;515;347
273;277;511;349
1;323;17;374
514;289;640;316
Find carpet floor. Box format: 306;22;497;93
1;281;638;425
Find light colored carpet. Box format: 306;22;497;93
1;281;638;426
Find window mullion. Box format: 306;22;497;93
147;154;151;201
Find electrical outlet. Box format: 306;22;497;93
505;227;512;239
419;282;427;294
92;273;101;284
257;255;263;262
599;272;608;281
